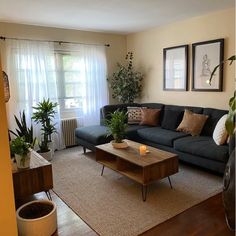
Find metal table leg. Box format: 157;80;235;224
168;176;173;189
45;190;52;201
101;165;105;176
142;185;148;201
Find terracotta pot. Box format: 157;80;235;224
15;152;31;169
111;140;128;149
16;200;57;236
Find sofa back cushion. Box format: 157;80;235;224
100;103;140;124
161;105;203;131
201;108;228;136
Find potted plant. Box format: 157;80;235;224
105;110;128;148
108;52;144;103
9;110;36;147
10;137;32;169
210;55;235;230
32;99;58;161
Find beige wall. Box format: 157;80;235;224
0;59;17;235
0;22;127;104
127;8;235;109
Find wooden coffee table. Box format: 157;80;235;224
96;139;178;201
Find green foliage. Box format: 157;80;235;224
9;110;36;147
210;55;236;136
10;137;31;156
108;52;143;103
105;110;128;143
32;99;58;152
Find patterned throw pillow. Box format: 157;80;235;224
127;107;142;124
139;108;161;126
176;109;209;136
213;114;228;145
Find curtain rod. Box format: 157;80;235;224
0;36;110;47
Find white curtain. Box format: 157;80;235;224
80;45;108;126
57;43;108;126
3;39;65;150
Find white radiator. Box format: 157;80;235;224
61;118;78;147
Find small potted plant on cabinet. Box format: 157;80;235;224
105;110;128;148
32;99;58;161
10;137;32;169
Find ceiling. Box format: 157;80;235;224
0;0;234;34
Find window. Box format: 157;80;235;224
55;52;85;117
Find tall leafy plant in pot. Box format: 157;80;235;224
32;99;58;161
210;55;235;230
108;52;143;103
9;110;36;148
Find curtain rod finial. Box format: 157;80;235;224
105;44;110;47
0;36;6;41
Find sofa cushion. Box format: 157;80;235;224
137;127;189;147
125;125;149;140
201;108;228;136
174;136;229;163
127;107;143;124
75;125;111;145
213;114;228;145
161;109;184;130
176;109;209;136
75;125;147;146
101;103;140;122
140;108;161;126
160;105;203;130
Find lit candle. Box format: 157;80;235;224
139;145;147;156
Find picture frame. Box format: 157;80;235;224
192;38;224;91
163;45;188;91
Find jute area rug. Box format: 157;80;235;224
52;147;222;236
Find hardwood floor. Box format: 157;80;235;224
16;191;234;236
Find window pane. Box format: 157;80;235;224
63;55;80;71
64;98;83;109
65;84;80;97
64;72;80;83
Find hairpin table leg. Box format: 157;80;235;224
168;176;173;189
45;190;52;201
142;185;148;201
101;165;105;176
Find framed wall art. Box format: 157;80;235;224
192;38;224;91
163;45;188;91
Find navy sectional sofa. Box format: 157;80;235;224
75;103;229;174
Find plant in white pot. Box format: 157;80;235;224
10;137;32;169
32;99;58;161
105;110;128;148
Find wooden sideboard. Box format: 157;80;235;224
12;150;53;200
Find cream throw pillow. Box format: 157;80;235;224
127;107;147;124
213;114;228;145
176;109;209;136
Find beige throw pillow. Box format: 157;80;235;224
176;109;209;136
213;114;228;145
139;108;161;126
127;107;142;124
